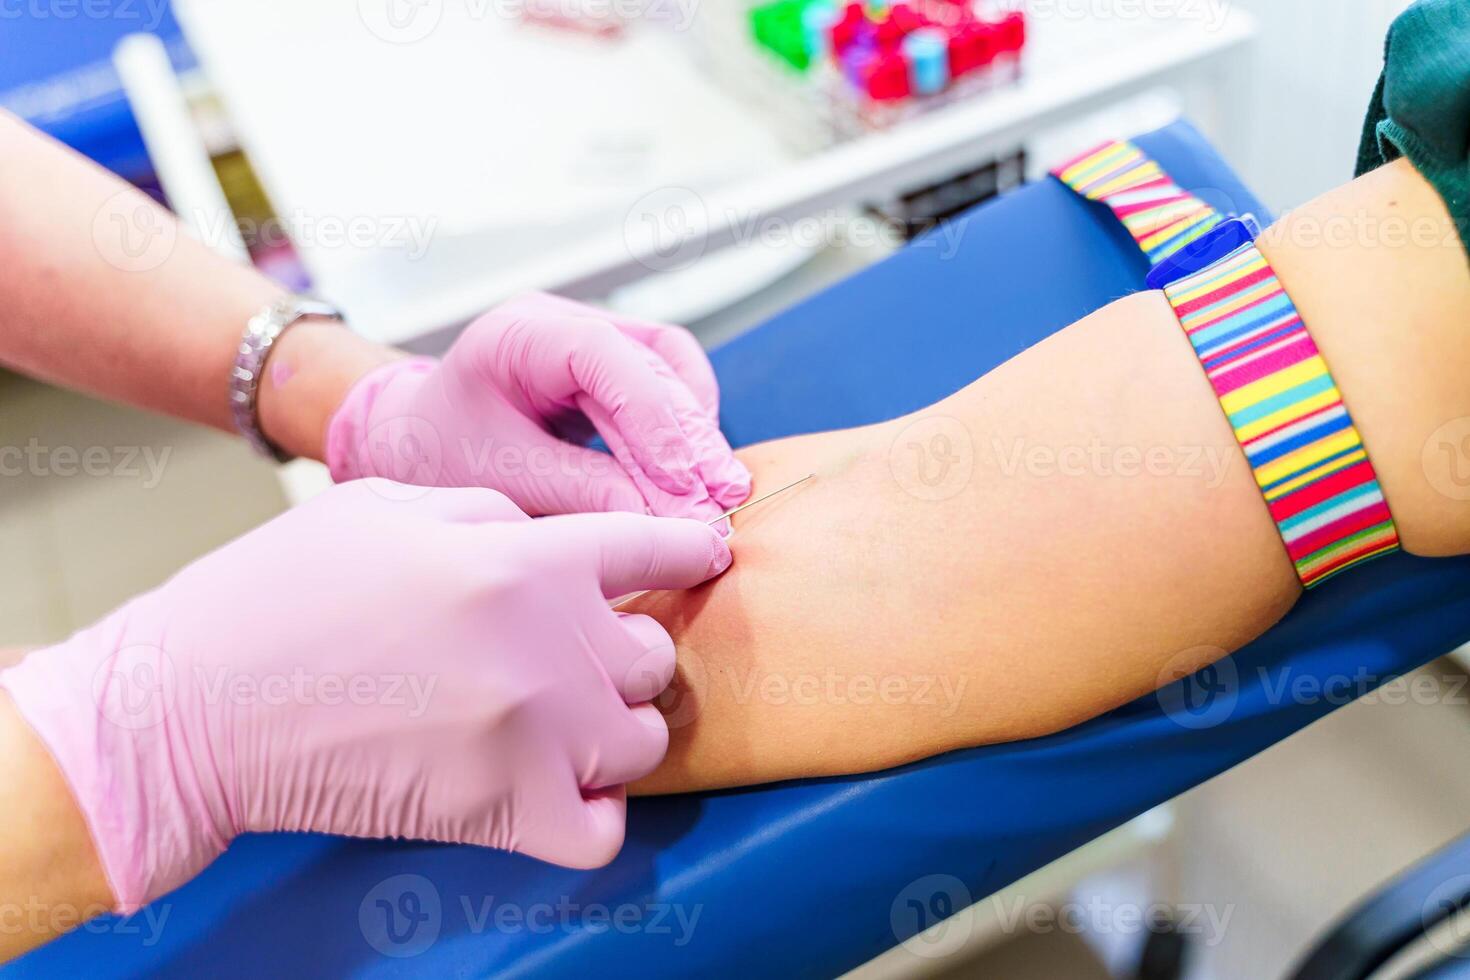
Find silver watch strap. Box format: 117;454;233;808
229;296;344;462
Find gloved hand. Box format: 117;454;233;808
326;292;750;521
0;480;730;913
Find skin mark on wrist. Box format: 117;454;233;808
268;359;297;389
256;322;402;463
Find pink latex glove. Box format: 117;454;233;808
326;292;750;521
0;480;730;913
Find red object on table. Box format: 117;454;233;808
946;21;995;75
863;50;912;100
875;3;927;43
997;10;1025;52
809;0;1024;101
831;2;867;51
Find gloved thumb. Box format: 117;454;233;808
548;511;733;598
560;787;629;869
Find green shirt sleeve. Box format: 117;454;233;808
1357;0;1470;262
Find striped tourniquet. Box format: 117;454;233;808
1050;140;1224;264
1050;138;1399;588
1163;242;1399;587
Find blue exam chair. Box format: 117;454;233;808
0;5;188;182
10;119;1470;979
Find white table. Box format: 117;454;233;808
170;0;1257;350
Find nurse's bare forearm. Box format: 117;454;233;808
628;158;1470;794
0;113;395;460
0;693;112;961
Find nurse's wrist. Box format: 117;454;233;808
0;690;115;959
256;322;404;464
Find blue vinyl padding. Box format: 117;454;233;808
0;6;187;179
11;119;1470;978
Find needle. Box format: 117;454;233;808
706;473;815;527
610;473;815;610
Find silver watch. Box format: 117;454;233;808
229;296;345;462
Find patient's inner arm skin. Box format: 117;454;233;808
629;293;1300;793
627;157;1470;795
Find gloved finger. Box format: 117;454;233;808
567;786;629;869
471;313;700;497
694;430;751;511
615;321;722;420
576;395;723;521
520;785;628;870
545;510;732;598
597;613;677;703
497;291;722;419
562;322;701;496
420;485;531;524
582;702;669;790
631;347;749;509
667;397;750;509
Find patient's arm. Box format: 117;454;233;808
628;157;1470;794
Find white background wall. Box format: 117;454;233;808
1218;0;1413;213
